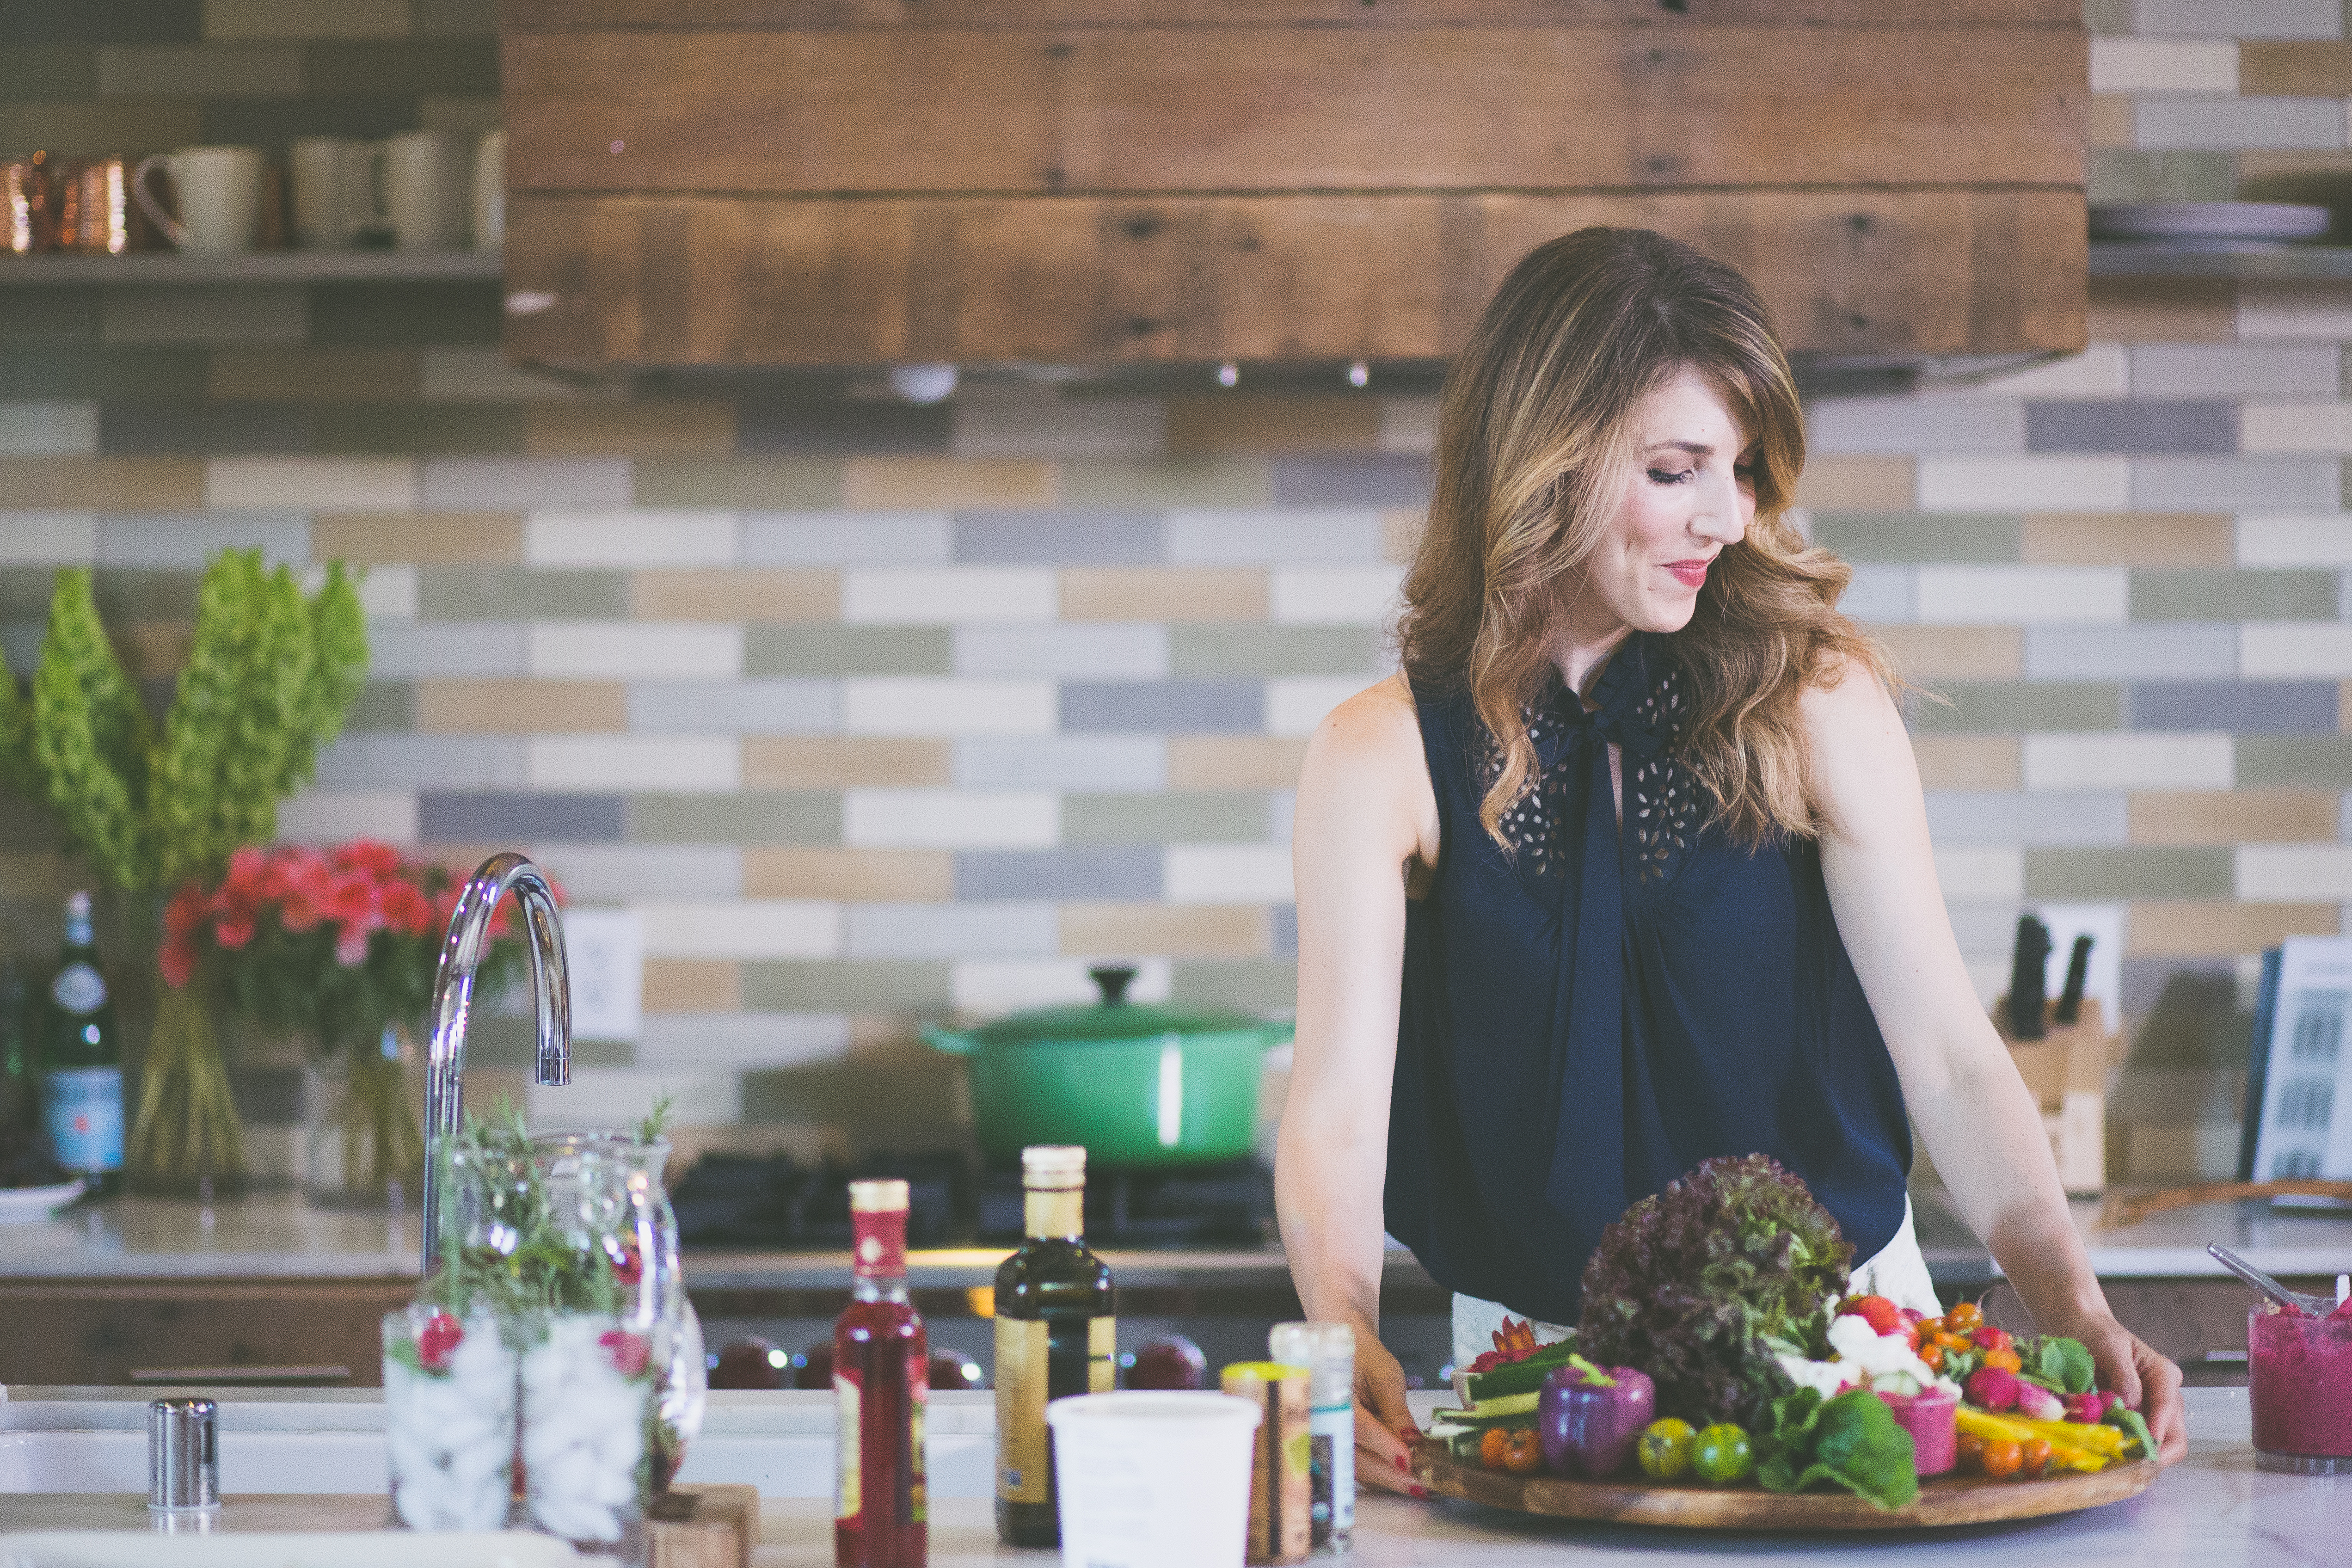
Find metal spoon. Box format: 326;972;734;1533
2208;1243;2334;1316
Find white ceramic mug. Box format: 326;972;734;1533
289;135;381;249
381;130;467;252
471;129;505;251
132;145;262;254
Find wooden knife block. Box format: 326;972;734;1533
650;1483;759;1568
1992;997;2120;1197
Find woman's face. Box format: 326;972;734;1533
1562;367;1757;642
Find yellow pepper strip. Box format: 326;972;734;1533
2004;1417;2129;1457
1955;1408;2112;1472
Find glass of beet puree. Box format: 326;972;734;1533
2249;1301;2352;1475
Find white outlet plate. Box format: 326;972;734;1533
562;907;643;1043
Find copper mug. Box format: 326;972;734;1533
61;157;138;254
3;150;62;253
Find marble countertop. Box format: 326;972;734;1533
2;1391;2340;1567
3;1187;2347;1286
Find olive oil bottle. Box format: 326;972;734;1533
993;1145;1114;1547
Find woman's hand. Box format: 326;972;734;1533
2063;1309;2188;1465
1352;1331;1428;1499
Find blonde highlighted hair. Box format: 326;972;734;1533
1397;227;1890;851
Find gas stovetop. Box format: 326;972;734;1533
673;1151;1274;1252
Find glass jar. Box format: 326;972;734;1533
532;1132;708;1489
383;1302;516;1531
305;1026;426;1211
521;1310;662;1551
2250;1304;2352;1474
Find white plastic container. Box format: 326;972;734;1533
381;1306;516;1531
1045;1391;1261;1568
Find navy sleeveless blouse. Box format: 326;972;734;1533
1384;633;1911;1325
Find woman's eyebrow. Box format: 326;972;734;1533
1646;439;1714;456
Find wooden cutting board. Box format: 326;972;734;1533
650;1483;759;1568
1412;1442;2158;1531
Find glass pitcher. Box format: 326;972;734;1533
532;1131;708;1489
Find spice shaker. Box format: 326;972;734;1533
1269;1322;1355;1553
1222;1361;1311;1565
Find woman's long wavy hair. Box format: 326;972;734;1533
1397;227;1889;852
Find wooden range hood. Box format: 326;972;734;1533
500;1;2087;373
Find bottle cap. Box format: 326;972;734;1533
1021;1144;1086;1185
848;1178;909;1213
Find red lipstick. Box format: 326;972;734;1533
1665;560;1709;588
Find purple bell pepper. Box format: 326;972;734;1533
1537;1354;1657;1479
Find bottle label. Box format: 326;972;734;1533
1023;1185;1083;1239
995;1314;1116;1505
995;1317;1047;1504
908;1371;928;1525
50;963;105;1016
1309;1402;1353;1542
835;1370;860;1522
43;1067;124;1174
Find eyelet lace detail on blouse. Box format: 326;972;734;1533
1482;645;1702;893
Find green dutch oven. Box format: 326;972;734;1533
921;966;1292;1168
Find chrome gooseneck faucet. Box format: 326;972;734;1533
421;851;571;1276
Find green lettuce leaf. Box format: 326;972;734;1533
1756;1389;1918;1511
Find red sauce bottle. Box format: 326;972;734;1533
836;1179;927;1568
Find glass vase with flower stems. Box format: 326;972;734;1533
161;840;540;1210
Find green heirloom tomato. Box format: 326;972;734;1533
1691;1423;1755;1486
1638;1418;1696;1482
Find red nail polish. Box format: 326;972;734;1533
1411;1485;1430;1500
1395;1454;1410;1471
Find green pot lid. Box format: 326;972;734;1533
964;965;1275;1047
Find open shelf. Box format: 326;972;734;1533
2091;242;2352;282
0;250;502;285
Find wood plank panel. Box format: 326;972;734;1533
510;1;2080;30
505;26;2084;195
505;189;2086;365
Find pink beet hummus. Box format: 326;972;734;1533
2250;1305;2352;1459
1874;1386;1958;1477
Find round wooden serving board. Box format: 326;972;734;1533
1412;1442;2158;1531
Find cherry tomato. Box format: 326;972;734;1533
1639;1419;1696;1482
1842;1295;1905;1337
1480;1427;1511;1470
1980;1439;2024;1480
2019;1437;2053;1478
1955;1433;1987;1475
1917;1316;1944;1340
1946;1302;1984;1334
1918;1342;1944;1371
1692;1424;1755;1486
1981;1346;2023;1374
1503;1429;1544;1476
1934;1332;1974;1354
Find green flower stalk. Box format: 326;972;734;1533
0;551;371;1193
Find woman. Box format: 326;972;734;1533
1277;228;2186;1498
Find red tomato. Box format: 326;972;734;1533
1980;1440;2023;1480
1480;1427;1511;1470
1503;1430;1544;1476
1842;1295;1905;1337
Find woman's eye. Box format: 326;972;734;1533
1646;468;1692;486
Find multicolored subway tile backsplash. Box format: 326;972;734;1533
2;0;2350;1183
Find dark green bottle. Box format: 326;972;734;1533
41;892;124;1197
993;1145;1114;1548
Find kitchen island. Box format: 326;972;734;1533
3;1187;2346;1384
0;1390;2332;1565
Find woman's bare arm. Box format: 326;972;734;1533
1279;673;1440;1494
1803;664;2186;1463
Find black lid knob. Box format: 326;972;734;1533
1089;965;1137;1006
